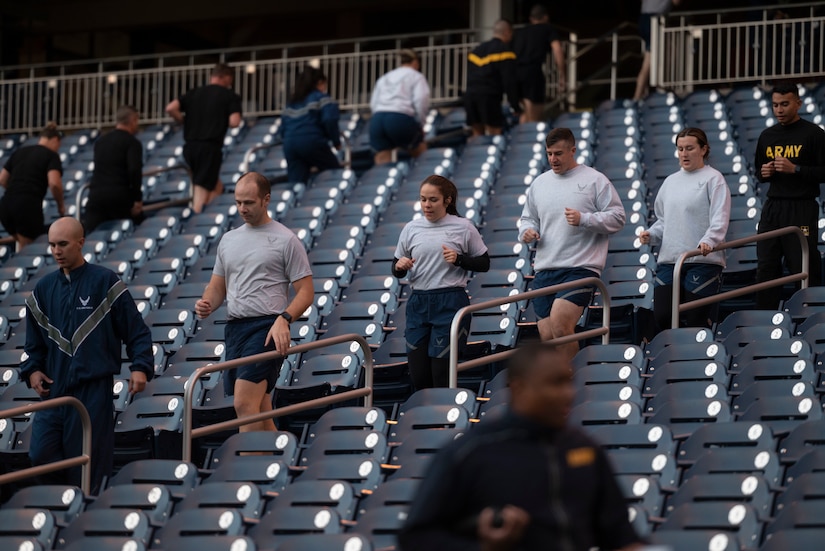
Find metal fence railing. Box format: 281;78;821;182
670;227;809;329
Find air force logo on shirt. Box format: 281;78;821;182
78;296;93;310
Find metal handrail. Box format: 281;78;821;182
182;332;373;462
0;396;92;494
670;226;809;329
448;276;611;388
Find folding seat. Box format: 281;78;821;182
758;529;825;551
386;427;464;478
350;505;408;550
665;466;775;520
150;535;256;551
657;502;763;549
151;508;245;549
646;397;732;435
398;387;478;417
574;381;644;411
321;301;386;332
729;356;817;395
144;306;197;339
389;405;471;444
783;286;825;322
207;431;299;470
205;456;291;493
600;265;653;286
0;381;40;432
586;423;675;454
795;310;825;335
167;341;226;368
721;325;791;353
646;342;730;375
247;505;344;550
784;448;825;486
127;283;161;312
574;363;643;391
0;537;47;551
778;418;825;464
682;445;782;488
308;248;357;285
55;509;152;549
276;352;363;407
763;501;825;538
731;379;817;414
298;430;389;466
567;400;642;428
773;471;825;517
604;448;679;489
159;233;208;267
313;224;366;254
274;534;373;551
572;344;645;370
648;531;740;551
303;407;388;446
267;480;358;521
114;395;184;465
87;483;173;527
801;320;825;357
107;459;199;501
714;309;793;339
677;420;777;463
2;485;85;527
298;457;384;493
736;395;822;434
643;379;729;415
175;481;264;521
613;474;665;517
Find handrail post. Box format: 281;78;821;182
670;226;809;329
448;277;610;388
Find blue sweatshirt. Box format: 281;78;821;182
281;89;341;147
21;262;153;395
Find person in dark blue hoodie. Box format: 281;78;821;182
281;66;342;183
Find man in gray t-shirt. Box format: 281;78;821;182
195;171;313;432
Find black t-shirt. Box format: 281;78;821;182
2;144;63;199
179;84;243;144
513;23;561;67
88;129;144;210
755;117;825;199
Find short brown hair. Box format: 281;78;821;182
545;127;575;148
238;171;271;199
676;127;710;160
212;63;234;79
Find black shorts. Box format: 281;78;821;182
464;94;505;128
183;141;223;191
0;194;45;239
223;314;284;395
517;65;546;103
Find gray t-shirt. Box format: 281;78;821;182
214;220;313;318
642;0;674;15
394;214;488;290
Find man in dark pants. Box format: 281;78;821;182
513;4;566;123
755;83;825;309
465;19;521;137
83;105;143;233
399;342;643;551
166;63;242;213
21;217;153;494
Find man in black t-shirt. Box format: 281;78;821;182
755;83;825;308
83;105;143;233
513;4;566;123
166;63;242;212
0;122;65;250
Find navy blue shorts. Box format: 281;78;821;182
655;263;723;297
223;314;284;396
405;287;470;359
639;14;653;52
369;112;423;152
464;94;506;128
530;268;599;318
183;141;223;191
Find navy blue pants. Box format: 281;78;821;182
283;138;340;184
29;376;114;495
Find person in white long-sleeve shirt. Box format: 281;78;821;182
518;127;626;362
369;49;431;165
640;127;731;332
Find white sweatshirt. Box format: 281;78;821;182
645;165;731;267
518;164;626;274
370;66;431;123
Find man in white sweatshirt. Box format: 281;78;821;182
519;127;626;362
369;49;431;165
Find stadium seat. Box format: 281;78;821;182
648;530;740;551
656;502;763;549
1;485;85;527
151;508;245;548
302;407;388;446
55;508;152;549
386;427;464;478
299;429;389;465
248;506;343;551
268;479;357;521
350;505;408;550
207;431;299;470
174;481;264;521
274;534;373;551
106;459;199;501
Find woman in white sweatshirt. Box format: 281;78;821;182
640;127;731;331
369;49;431;165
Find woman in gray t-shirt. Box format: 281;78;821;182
392;175;490;389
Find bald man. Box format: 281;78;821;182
21;216;153;493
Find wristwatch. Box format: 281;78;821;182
795;164;802;174
280;311;293;324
